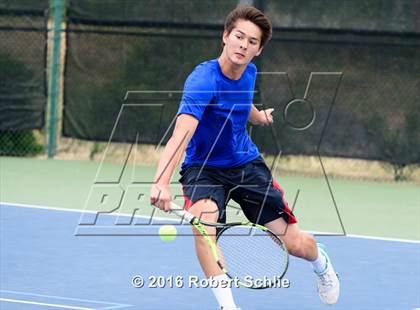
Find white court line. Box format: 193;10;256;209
0;201;176;223
0;289;131;309
0;298;94;310
346;233;420;244
1;201;419;244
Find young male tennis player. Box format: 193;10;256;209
151;5;339;309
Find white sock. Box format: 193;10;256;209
311;247;327;274
210;274;237;310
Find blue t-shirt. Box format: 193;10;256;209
177;59;260;169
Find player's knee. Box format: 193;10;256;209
305;233;316;245
189;198;219;222
284;234;305;258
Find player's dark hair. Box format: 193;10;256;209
224;5;272;48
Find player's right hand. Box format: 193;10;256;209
150;183;172;212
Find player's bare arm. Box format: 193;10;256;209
150;114;198;212
249;104;274;126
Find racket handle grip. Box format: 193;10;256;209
170;202;195;223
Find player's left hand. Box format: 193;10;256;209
258;108;274;126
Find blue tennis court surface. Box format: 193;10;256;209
1;203;419;310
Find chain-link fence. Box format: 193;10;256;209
0;1;48;156
1;0;419;181
63;3;420;163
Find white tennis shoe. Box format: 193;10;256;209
315;245;340;304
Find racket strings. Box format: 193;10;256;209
217;225;288;288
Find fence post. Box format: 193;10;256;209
47;0;65;158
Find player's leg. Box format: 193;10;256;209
188;198;221;277
265;219;340;304
187;199;239;310
266;180;340;304
264;219;317;260
179;165;239;310
233;156;339;304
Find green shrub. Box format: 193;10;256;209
0;131;44;156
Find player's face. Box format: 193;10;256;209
223;19;263;66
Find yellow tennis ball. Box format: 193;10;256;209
159;224;177;242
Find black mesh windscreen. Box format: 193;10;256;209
63;1;420;165
0;8;48;130
0;0;48;13
264;0;419;33
63;23;222;143
253;32;420;165
67;0;238;26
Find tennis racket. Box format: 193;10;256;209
169;202;289;289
